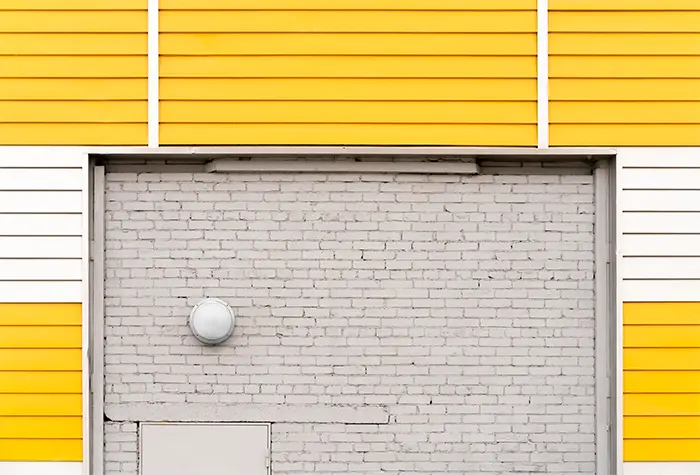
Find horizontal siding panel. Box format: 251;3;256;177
160;11;536;33
0;169;81;191
623;235;700;257
0;101;146;123
0;326;81;349
0;237;82;259
0;192;81;213
624;303;700;326
621;169;700;190
0;417;82;439
0;124;147;146
0;214;81;235
0;260;82;281
622;212;700;234
551;33;700;55
623;191;700;211
551;57;700;78
160;33;536;56
161;101;537;124
0;12;145;33
0;34;146;55
551;79;700;100
624;325;700;348
618;149;700;168
161;56;536;79
0;148;84;168
0;349;81;371
551;102;700;124
0;79;146;100
0;372;81;393
0;304;82;326
161;78;537;101
623;257;700;279
625;349;700;370
550;125;700;146
551;0;700;10
161;0;537;10
550;12;700;32
0;439;81;462
625;416;700;439
624;371;700;393
624;440;700;462
624;394;700;416
0;282;81;303
0;57;147;78
160;124;537;146
623;281;700;302
0;0;144;9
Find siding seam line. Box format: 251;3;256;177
148;0;159;147
537;0;549;149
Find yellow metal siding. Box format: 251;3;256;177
549;1;700;146
0;1;147;145
623;303;700;462
159;0;537;146
0;304;82;462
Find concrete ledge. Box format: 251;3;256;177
105;403;390;424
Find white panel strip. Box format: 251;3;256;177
619;148;700;168
0;237;82;258
0;147;84;168
622;168;700;190
0;259;82;280
623;234;700;257
537;0;549;149
622;190;700;211
80;154;90;475
0;169;82;191
0;191;82;213
623;257;700;279
148;0;159;147
0;462;82;475
624;462;700;475
0;214;82;236
623;280;700;302
622;212;700;234
0;281;81;302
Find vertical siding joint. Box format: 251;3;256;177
537;0;549;149
148;0;160;147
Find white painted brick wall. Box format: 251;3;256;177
103;168;596;474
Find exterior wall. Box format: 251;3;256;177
158;0;538;146
619;148;700;473
0;148;85;473
549;0;700;146
0;1;148;145
103;164;597;474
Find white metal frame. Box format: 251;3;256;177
537;0;549;149
147;0;159;147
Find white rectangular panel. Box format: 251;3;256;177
622;190;700;212
621;168;700;190
624;462;700;475
141;423;269;475
0;281;81;302
0;462;82;475
0;147;85;168
0;259;82;280
0;191;81;213
622;213;700;234
0;237;82;258
0;169;82;191
619;148;700;168
622;280;700;302
0;214;81;236
622;234;700;257
623;257;700;279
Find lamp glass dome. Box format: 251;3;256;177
188;298;235;345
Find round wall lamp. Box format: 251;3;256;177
188;298;235;345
